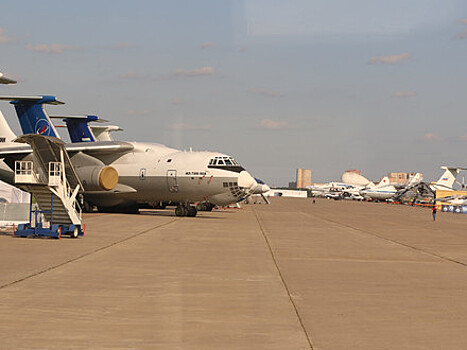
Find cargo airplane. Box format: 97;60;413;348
0;95;265;217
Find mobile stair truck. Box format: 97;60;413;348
13;135;84;238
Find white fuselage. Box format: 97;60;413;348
82;142;256;208
360;187;397;201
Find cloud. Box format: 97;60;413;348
258;119;289;129
420;133;442;141
174;66;216;77
0;28;14;44
454;29;467;39
167;122;211;130
200;42;215;49
119;71;147;80
249;88;285;98
25;43;77;54
368;53;411;65
457;19;467;24
453;134;467;142
393;90;416;98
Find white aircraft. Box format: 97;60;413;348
0;95;267;217
311;181;369;200
362;168;463;202
360;176;398;201
430;166;466;191
0;72;16;85
438;196;467;206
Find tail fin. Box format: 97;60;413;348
90;125;122;141
50;115;119;142
50;115;99;142
0;95;63;138
375;176;390;188
432;167;461;191
406;173;423;188
0;109;17;143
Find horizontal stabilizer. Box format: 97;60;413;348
50;115;109;142
50;115;109;123
0;73;17;85
0;95;64;105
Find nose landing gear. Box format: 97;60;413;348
175;204;197;217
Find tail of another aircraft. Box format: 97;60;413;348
432;167;461;191
0;96;63;138
375;176;391;188
405;173;423;188
50;115;99;142
0;109;17;143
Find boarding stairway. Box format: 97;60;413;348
13;135;83;237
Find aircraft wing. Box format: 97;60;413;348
0;143;34;155
65;141;134;154
85;184;137;194
0;140;134;164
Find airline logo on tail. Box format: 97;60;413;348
35;120;51;135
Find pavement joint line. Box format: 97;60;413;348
252;207;315;350
0;218;178;291
302;211;467;269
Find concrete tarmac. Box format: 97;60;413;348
0;198;467;349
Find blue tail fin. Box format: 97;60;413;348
50;115;100;142
0;95;63;138
64;115;98;142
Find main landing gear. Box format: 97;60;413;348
196;202;214;212
175;204;197;217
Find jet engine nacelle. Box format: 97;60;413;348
76;165;118;191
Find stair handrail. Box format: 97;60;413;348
15;160;43;184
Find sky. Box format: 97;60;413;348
1;0;467;186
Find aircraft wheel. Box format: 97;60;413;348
82;201;93;213
175;206;186;217
70;226;79;238
187;206;197;217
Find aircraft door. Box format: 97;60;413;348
167;170;178;192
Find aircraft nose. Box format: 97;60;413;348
238;171;256;189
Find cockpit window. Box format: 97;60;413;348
207;156;244;172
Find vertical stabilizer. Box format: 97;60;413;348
63;116;97;142
0;109;17;143
375;176;391;188
432;167;460;191
0;96;63;138
406;173;423;188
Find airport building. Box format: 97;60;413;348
388;172;419;185
296;168;311;189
